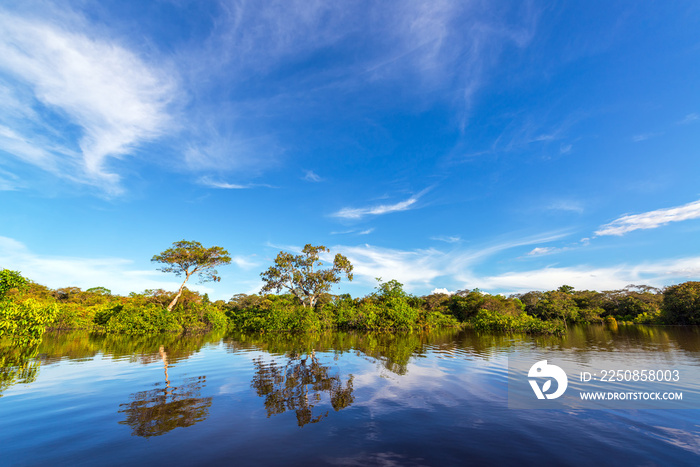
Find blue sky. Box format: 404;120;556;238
1;0;699;300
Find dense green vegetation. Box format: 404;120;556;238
0;277;228;336
1;241;699;341
2;265;700;341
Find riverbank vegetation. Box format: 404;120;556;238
2;267;700;340
2;241;699;340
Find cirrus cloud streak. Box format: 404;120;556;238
595;199;700;236
332;196;419;220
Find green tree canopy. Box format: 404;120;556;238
373;278;408;300
86;286;112;296
663;281;700;324
533;290;580;325
152;240;231;312
260;244;353;308
558;285;575;294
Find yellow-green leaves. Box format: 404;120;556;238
0;299;58;341
151;240;231;282
0;269;28;300
260;244;353;308
152;240;231;312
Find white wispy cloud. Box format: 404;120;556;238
491;113;581;156
198;176;249;189
330;228;375;236
263;230;695;295
230;255;259;270
0;123;61;170
678;113;699;125
0;8;176;194
197;176;275;190
266;242;453;290
332;231;570;291
303;170;322;182
547;200;584;214
330;230;354;235
335;244;447;288
0;167;20;191
332;196;418;219
431;235;461;244
524;235;592;257
0;236;212;296
0;2;541;194
632;132;661;142
333;189;433;220
181;124;283;175
208;1;537;120
532;134;556;142
527;247;557;256
595;199;700;236
475;257;700;293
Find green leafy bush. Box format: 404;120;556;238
202;304;228;330
470;309;564;335
0;299;58;340
0;269;28;299
325;294;358;328
347;301;382;329
339;279;423;330
383;296;420;328
228;295;332;332
421;310;460;328
104;303;182;335
50;302;113;330
662;281;700;324
633;311;661;324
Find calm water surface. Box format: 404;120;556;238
1;325;699;466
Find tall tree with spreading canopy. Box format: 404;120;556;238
260;244;353;308
152;240;231;312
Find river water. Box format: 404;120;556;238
1;325;699;466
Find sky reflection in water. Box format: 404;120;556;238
1;326;699;466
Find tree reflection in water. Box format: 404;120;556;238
118;345;212;438
251;351;354;427
0;339;41;397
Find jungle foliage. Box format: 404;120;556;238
0;269;227;338
2;260;699;342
